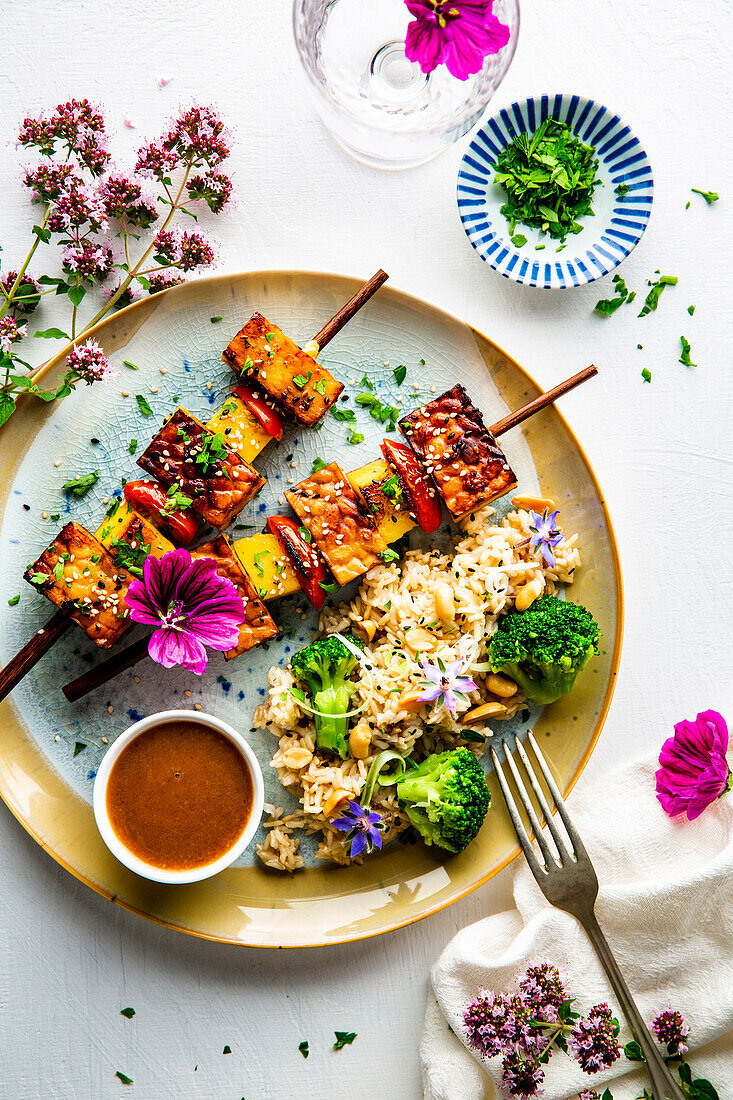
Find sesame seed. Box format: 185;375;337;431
54;734;60;742
121;390;129;397
206;382;212;390
102;737;108;744
108;705;114;714
42;511;48;519
160;368;167;374
102;497;110;505
150;387;159;394
54;460;61;468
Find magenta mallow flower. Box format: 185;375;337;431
0;316;26;354
125;548;246;675
656;710;730;821
65;339;115;383
528;509;565;568
331;800;384;858
418;655;478;717
405;0;511;81
652;1010;689;1056
569;1003;621;1074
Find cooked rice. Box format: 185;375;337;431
254;506;581;871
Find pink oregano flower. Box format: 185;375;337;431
125;548;246;675
404;0;511;81
656;709;730;821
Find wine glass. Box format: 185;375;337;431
293;0;520;170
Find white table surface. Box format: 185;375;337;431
1;1;730;1097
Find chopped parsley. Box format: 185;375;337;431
135;393;153;416
293;370;312;389
494;117;601;243
314;378;326;395
53;560;64;582
616;182;630;196
510;233;527;247
8;594;20;606
312;457;327;473
333;1032;357;1050
128;438;138;454
319;580;339;594
687;304;696;316
641;368;652;383
379;548;400;563
123;360;139;371
194;430;229;475
111;537;151;578
50;513;60;522
74;741;86;756
381;474;403;505
393;364;406;385
638;273;677;317
298;1041;309;1059
679;336;697;368
297;525;312;543
355;392;400;431
690;188;719;204
28;571;50;586
163;483;193;514
222;1045;232;1054
120;1007;136;1019
331;407;356;423
594;273;635;316
265;332;275;342
359;371;373;390
347;429;364;445
115;1071;133;1085
210;316;223;323
62;469;99;497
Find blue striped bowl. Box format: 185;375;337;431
457;94;654;289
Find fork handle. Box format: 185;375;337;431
583;912;686;1100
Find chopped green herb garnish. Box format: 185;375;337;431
115;1071;133;1085
690;188;719;204
687;304;695;316
28;572;50;586
74;741;86;756
8;594;20;606
53;560;64;582
222;1045;232;1055
62;469;99;497
460;730;487;743
50;513;60;522
194;430;229;475
333;1032;357;1050
638;273;677;317
359;371;373;390
312;457;327;473
293;371;312;389
594;274;633;317
679;336;697;368
163;483;193;514
381;474;403;505
616;182;630;196
355;393;400;431
319;581;339;594
128;438;138;454
685;200;690;209
210;316;223;323
120;1007;136;1019
265;332;275;342
135;393;153;416
298;526;312;543
347;429;365;445
298;1041;309;1059
510;233;528;247
123;360;139;371
535;244;545;250
379;548;400;563
253;550;269;576
330;407;356;422
314;378;326;395
105;498;121;519
393;364;407;385
494;117;601;243
637;344;643;350
641;368;652;383
110;536;151;578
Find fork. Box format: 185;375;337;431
489;730;685;1100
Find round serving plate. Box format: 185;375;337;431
457;93;654;288
0;271;622;947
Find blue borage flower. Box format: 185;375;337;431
331;800;384;858
528;508;565;568
418;655;478;717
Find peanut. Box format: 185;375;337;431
279;745;314;770
515;575;544;611
463;700;507;721
486;673;518;698
323;788;352;817
349;721;372;760
434;582;456;621
511;494;557;512
404;627;436;653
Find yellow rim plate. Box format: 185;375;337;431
0;271;622;947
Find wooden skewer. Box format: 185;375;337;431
0;272;390;705
61;364;598;704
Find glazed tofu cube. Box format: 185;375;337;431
222;312;343;426
192;536;278;658
137;408;264;530
206;394;273;465
399;385;517;520
348;458;416;544
24;522;133;649
285;462;387;586
96;502;174;567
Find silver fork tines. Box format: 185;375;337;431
489;729;686;1100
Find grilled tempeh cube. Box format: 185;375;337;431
192;536;278;658
285;462;387;586
137;407;264;531
222;312;343;426
24;522;133;649
399;384;517;520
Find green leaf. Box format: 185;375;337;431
297;526;311;543
210;316;223;323
689;1079;719;1100
379;548;399;563
623;1039;644;1062
311;457;327;473
687;304;696;315
594;294;627;316
74;741;86;757
63;470;99;497
123;360;140;371
314;378;326;395
347;429;364;445
298;1040;309;1059
8;594;20;606
67;284;86;308
638;274;677;317
319;581;339;594
0;392;15;427
135;275;151;290
115;1071;133;1085
679;1063;693;1085
222;1045;232;1054
333;1031;356;1050
120;1007;136;1019
28;572;50;586
679;335;697;368
641;368;652;383
32;223;51;243
690;188;719;204
393;364;407;385
128;439;138;454
460;730;486;743
135;394;153;416
510;233;528;247
331;407;356;422
33;327;70;340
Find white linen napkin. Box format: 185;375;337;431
421;754;733;1100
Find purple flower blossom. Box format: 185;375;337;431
19;98;109;174
569;1003;620;1074
23;163;78;203
652;1010;689;1056
578;1092;600;1100
500;1051;544;1098
105;282;139;310
518;963;567;1024
187;169;232;213
125;548;246;675
148;272;185;295
404;0;511;81
47;178;107;234
152;228;178;262
62;240;114;281
168;105;230;167
178;230;215;271
0;316;26;354
656;710;730;821
331;800;384;858
135;138;180;178
65;339;115;383
463;991;515;1059
418;655;478;717
528;509;565;568
101;173;158;227
0;271;40;315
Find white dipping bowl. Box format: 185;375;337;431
93;708;264;885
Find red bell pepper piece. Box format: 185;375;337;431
266;515;330;610
380;438;442;533
230;384;283;441
123;480;198;547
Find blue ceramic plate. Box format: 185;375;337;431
457;94;654;289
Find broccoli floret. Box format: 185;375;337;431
290;634;363;759
488;595;600;706
394;748;491;853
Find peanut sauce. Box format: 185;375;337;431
106;720;253;870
